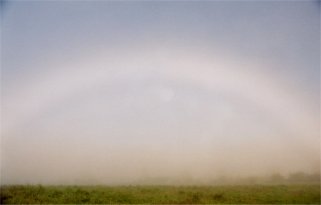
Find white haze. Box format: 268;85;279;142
1;1;320;185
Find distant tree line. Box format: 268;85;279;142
212;172;321;185
269;172;320;184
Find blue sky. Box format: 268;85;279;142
1;1;320;184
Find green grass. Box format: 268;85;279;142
1;184;320;204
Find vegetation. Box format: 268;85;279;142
1;184;320;204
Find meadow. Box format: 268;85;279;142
1;184;320;204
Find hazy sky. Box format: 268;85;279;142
1;1;320;185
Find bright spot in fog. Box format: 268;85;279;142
159;86;175;103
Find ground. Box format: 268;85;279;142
1;184;320;204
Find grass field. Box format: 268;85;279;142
1;184;320;204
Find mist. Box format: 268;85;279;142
1;1;320;185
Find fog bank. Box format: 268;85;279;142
1;1;320;185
